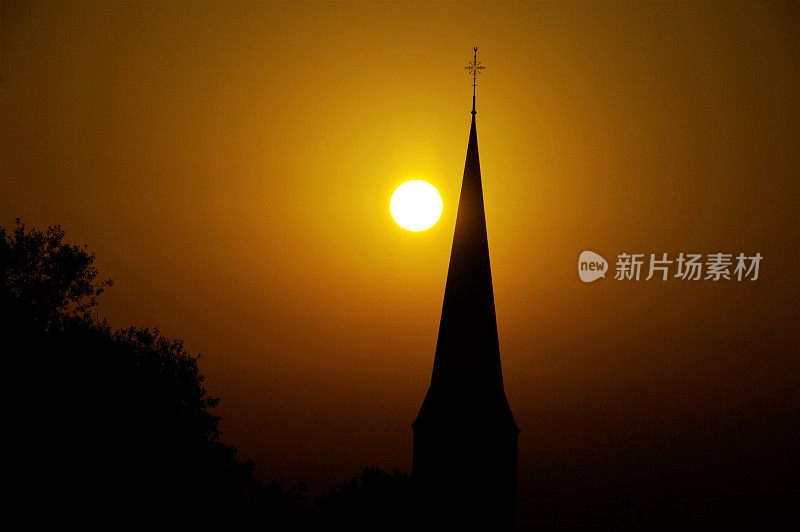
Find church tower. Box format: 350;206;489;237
412;48;519;529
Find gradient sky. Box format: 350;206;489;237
2;1;798;498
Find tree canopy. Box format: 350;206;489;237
3;219;414;527
2;220;307;525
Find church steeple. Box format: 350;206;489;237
412;49;518;529
425;87;509;407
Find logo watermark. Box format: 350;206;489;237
578;250;608;283
579;251;762;283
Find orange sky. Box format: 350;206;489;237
2;1;798;496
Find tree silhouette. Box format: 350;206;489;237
311;466;414;531
2;219;304;526
3;219;428;528
0;218;111;329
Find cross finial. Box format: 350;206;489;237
464;46;485;115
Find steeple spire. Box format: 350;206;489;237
412;48;517;530
465;46;485;115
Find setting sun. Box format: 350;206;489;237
390;180;443;232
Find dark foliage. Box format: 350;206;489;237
2;219;426;528
311;467;415;531
2;220;305;526
0;218;111;328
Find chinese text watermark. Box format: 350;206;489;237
579;251;762;283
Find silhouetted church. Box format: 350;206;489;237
413;49;519;530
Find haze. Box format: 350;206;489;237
2;1;798;511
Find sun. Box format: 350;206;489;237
390;180;443;232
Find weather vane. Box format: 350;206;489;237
464;46;485;114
